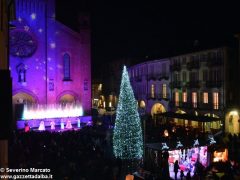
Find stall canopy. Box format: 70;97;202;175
156;112;222;122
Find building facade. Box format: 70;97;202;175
9;0;91;118
129;58;171;116
129;47;240;134
169;48;226;131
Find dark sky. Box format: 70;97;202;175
56;1;240;77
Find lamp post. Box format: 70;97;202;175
0;0;14;173
139;107;146;166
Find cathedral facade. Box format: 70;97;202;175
10;0;91;118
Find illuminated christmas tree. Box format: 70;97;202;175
113;66;143;160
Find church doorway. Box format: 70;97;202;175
12;92;36;120
13;92;36;105
59;94;76;105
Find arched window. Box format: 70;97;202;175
63;53;71;81
16;63;26;83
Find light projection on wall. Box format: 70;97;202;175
18;17;22;22
30;13;36;20
50;42;56;49
24;26;30;31
22;104;83;120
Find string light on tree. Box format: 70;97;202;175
113;66;143;160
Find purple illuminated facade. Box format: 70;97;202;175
10;0;91;117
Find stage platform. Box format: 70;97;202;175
17;116;92;130
31;126;83;133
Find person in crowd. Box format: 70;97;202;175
186;171;191;180
38;120;45;131
180;170;184;180
24;122;30;132
174;160;180;180
50;121;55;130
65;119;72;129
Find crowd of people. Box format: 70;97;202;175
9;126;123;180
8;116;240;179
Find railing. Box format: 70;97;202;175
205;81;222;88
187;62;200;70
134;76;142;82
186;81;200;88
147;94;157;100
156;93;170;100
169;101;224;110
170;64;181;71
198;103;212;110
147;74;157;81
207;58;223;67
158;73;169;80
170;81;182;89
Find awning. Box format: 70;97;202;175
155;112;222;122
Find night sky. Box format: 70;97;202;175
56;1;240;78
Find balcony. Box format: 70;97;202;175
169;101;179;108
147;94;157;100
147;73;157;81
170;101;224;111
156;93;170;101
158;73;169;80
170;81;182;89
182;102;198;109
134;76;142;82
207;58;223;67
205;81;222;88
198;103;212;110
181;102;191;109
170;64;181;72
186;81;200;88
187;62;200;70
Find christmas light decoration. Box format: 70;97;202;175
176;141;183;149
113;66;143;160
208;135;216;145
161;143;169;150
193;139;199;147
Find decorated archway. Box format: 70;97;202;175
13;92;36;105
13;92;37;120
59;94;76;104
225;110;240;135
151;103;166;116
57;90;79;105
